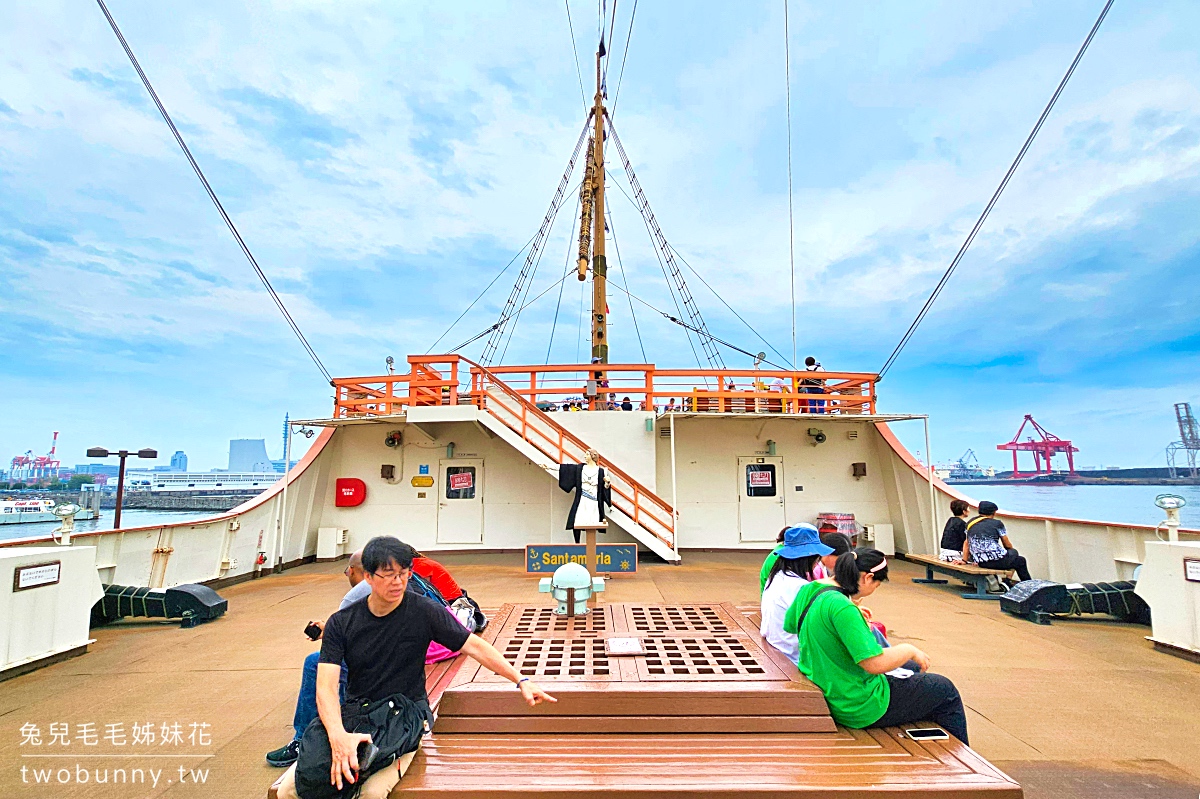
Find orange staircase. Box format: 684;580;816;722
467;361;678;561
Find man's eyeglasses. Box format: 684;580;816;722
369;569;411;584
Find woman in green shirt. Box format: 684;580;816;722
783;548;969;743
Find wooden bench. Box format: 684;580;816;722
904;553;1014;600
271;603;1021;798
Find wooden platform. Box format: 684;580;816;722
394;602;1022;797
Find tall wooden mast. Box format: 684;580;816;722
577;44;608;363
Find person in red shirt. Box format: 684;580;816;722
411;555;463;602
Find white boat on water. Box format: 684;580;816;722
0;497;100;525
0;499;59;525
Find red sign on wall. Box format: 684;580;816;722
748;470;773;488
449;472;474;491
334;478;367;507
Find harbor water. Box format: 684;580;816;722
953;483;1200;529
3;485;1197;544
0;508;217;542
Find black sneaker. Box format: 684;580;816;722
265;739;300;768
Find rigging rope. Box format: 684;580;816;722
546;193;583;363
450;271;575;355
609;0;637;117
608;210;648;362
96;0;332;384
605;119;725;369
425;232;536;353
666;243;793;368
878;0;1115;379
480;119;592;365
783;0;797;370
610;283;790;369
564;0;589;111
603;172;789;368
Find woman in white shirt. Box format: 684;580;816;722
760;524;834;663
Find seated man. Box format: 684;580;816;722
273;536;554;799
963;501;1033;583
267;550;472;768
265;550;369;768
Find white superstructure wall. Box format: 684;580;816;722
658;415;895;548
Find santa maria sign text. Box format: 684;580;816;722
525;545;638;574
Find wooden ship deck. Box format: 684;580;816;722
7;552;1200;799
399;601;1019;798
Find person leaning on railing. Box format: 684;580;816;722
783;548;969;744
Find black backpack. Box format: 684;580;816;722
407;572;448;607
295;693;432;799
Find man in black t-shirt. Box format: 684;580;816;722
274;537;555;799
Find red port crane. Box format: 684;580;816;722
9;431;61;481
997;415;1077;477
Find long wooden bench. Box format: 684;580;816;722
271;603;1021;798
904;553;1014;600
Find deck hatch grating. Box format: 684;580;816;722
507;606;609;637
638;637;772;680
482;637;615;680
628;604;730;633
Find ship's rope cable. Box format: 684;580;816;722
546;192;583;363
564;0;589;112
449;272;575;354
96;0;332;384
878;0;1115;379
605;172;788;367
497;178;585;361
609;0;637;117
665;242;793;368
498;204;557;363
481;119;592;365
602;0;618;90
602;164;705;370
425;232;537;354
608;210;648;362
610;283;790;369
783;0;797;370
605;121;723;368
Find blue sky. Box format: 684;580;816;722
1;0;1198;472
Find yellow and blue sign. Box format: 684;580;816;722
525;544;638;574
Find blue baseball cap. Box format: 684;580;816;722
777;524;834;559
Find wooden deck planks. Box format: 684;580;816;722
398;603;1022;797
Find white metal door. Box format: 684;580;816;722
436;459;484;544
738;456;785;542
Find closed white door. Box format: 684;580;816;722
738;456;785;542
436;459;484;544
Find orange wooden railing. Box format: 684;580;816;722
331;356;877;418
467;359;675;548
